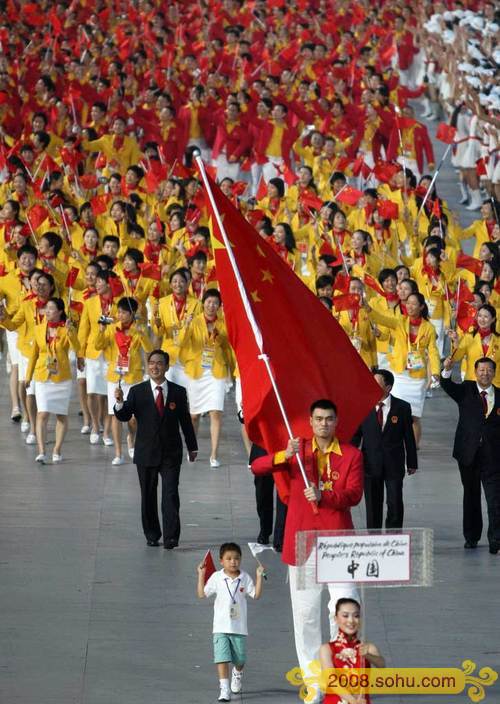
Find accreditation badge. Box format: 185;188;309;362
230;604;240;620
201;346;214;369
116;353;130;375
46;356;58;376
406;351;424;371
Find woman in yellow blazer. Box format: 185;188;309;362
179;289;233;467
448;304;500;385
256;177;288;224
335;277;377;368
95;297;153;465
367;292;440;447
151;269;202;387
413;247;452;357
25;298;78;464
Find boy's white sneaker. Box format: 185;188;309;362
231;668;242;694
218;684;231;701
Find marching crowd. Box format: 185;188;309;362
0;0;498;466
0;1;499;702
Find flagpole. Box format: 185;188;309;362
414;142;453;225
195;155;318;512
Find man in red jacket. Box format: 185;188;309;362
251;399;363;703
211;102;251;182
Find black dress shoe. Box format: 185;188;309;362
464;541;478;549
257;533;270;545
489;545;499;555
147;540;160;547
163;539;178;550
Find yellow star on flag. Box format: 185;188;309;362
251;290;262;303
261;269;274;283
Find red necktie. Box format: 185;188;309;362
377;402;384;427
155;386;164;417
480;391;488;416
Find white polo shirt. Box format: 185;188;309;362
204;569;256;635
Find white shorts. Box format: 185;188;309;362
86;356;109;395
6;329;20;366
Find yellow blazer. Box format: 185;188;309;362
369;295;403;355
453;332;500;385
77;295;119;360
1;297;45;357
151;294;202;365
178;312;233;380
95;322;153;384
368;306;440;378
0;270;31;314
413;269;452;327
26;322;78;383
336;309;377;368
82;134;141;175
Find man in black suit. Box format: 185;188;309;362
353;369;418;529
114;349;198;548
441;356;500;554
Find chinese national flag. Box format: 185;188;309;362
65;266;80;288
200;170;380;450
373;161;400;183
456;301;476;333
377;199;399;220
336;186;363;206
108;276;125;298
138;262;161;281
435;123;457;144
256;175;267;201
333;293;360;312
90;194;109;216
299;191;324;211
364;273;385;296
27;204;49;231
202;550;217;584
456;252;483;277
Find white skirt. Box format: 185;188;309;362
35;379;72;415
187;368;226;414
391;372;427;418
86;356;108;395
107;380;135;415
166;361;189;388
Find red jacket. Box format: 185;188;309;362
211;120;251;161
177;102;215;156
254;119;298;167
387;122;435;173
251;438;364;566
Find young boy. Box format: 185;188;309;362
197;542;264;702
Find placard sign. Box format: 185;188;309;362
316;534;411;584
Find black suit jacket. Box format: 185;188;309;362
114;380;198;466
352;395;418;479
440;375;500;467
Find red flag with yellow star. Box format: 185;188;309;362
200;169;380;451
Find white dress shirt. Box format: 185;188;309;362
150;378;168;406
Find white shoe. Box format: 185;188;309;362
218;685;231;702
128;447;134;459
26;433;36;445
52;454;62;463
21;420;30;433
81;425;91;434
465;190;482;210
35;454;46;464
210;457;221;468
90;432;100;445
231;668;242;694
103;436;114;446
111;456;125;466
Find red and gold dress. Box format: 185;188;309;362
324;630;371;703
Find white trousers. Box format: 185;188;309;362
288;552;359;699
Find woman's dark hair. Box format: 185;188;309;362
37;272;56;292
408;292;429;320
124;247;144;265
400;278;419;294
394;264;410;280
47;296;67;321
268;177;285;199
378;268;397;285
352;229;370;254
2;199;21;218
202;288;221;304
117;296;138;314
276;222;296;253
298;164;318;193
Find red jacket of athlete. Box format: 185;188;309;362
254;119;298;167
211;120;251;161
251;438;364;565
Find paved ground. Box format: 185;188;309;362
1;105;499;704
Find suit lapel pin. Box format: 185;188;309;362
391;416;398;423
169;402;176;410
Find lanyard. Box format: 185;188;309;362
224;578;241;604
